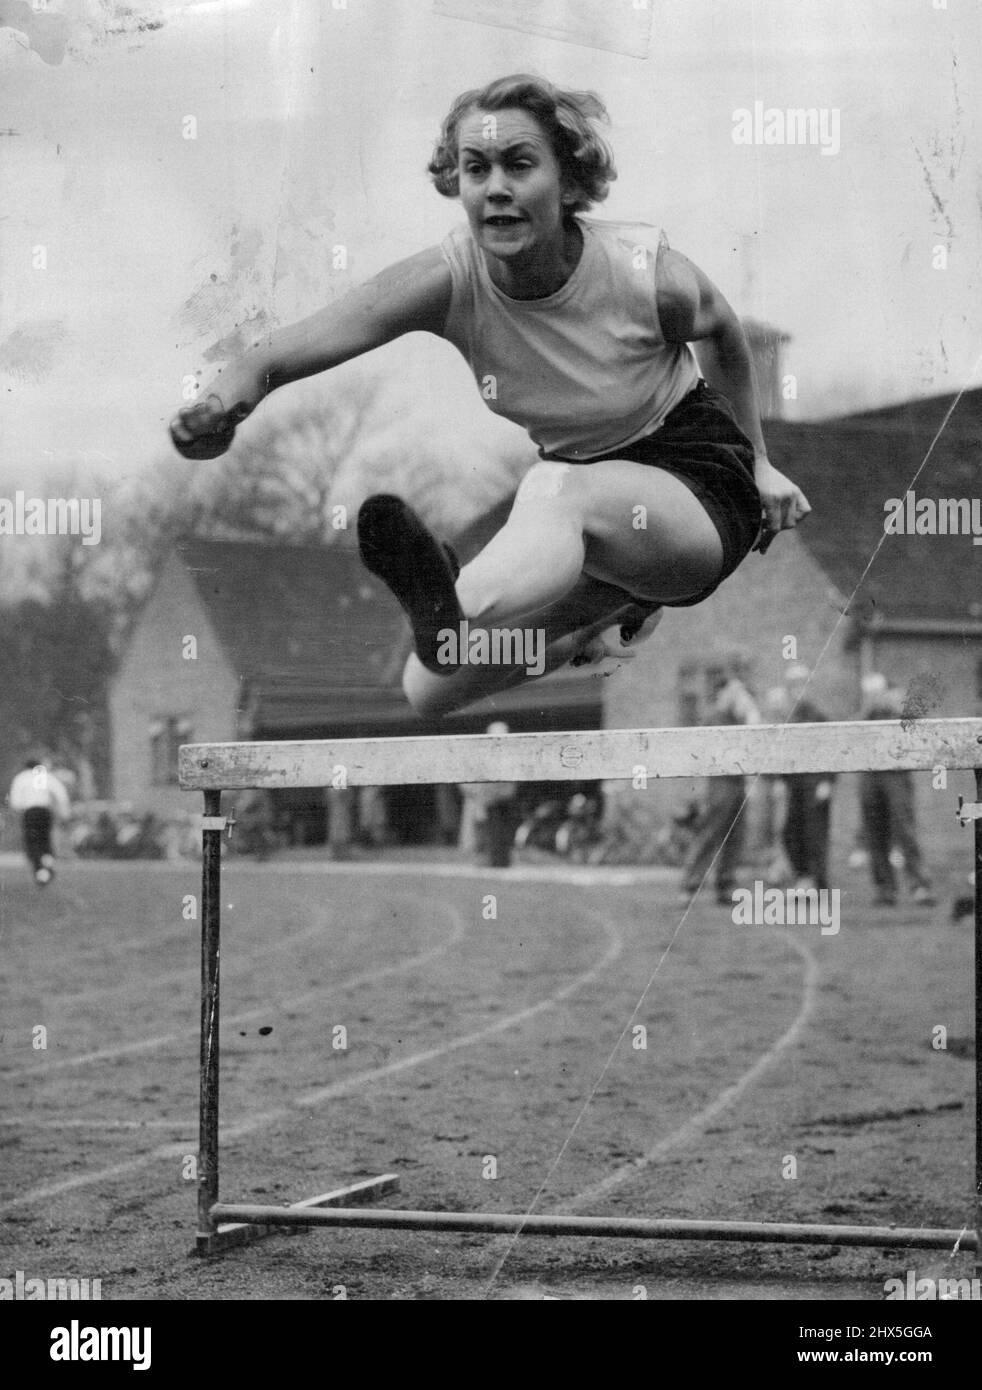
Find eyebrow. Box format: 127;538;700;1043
459;141;539;157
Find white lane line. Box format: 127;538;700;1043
36;910;354;1010
29;871;402;1009
559;929;820;1211
293;908;622;1109
2;856;675;884
0;904;623;1211
1;862;654;1077
0;886;467;1079
0;1138;198;1209
223;861;675;886
0;1118;196;1132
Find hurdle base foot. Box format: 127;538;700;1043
200;1203;978;1251
192;1173;400;1256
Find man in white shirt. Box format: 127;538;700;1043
8;759;72;885
459;721;518;867
858;677;937;908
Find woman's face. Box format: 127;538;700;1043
456;106;573;262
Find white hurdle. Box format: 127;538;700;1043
180;719;982;1263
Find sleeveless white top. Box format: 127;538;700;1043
440;217;700;460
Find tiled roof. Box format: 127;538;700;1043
176;538;602;730
764;388;982;625
178;537;410;699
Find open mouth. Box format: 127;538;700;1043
484;214;525;227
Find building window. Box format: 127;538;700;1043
150;716;192;786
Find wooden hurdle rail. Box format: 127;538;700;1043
180;719;982;1264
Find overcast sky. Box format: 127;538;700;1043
0;0;979;496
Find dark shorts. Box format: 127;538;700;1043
22;806;53;869
548;380;763;607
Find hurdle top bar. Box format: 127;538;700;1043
179;718;982;790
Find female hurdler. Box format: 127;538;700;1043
171;75;810;718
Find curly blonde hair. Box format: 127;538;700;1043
427;74;617;217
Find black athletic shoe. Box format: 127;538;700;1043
358;494;463;674
619;600;663;647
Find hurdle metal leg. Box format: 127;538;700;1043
975;768;981;1277
182;721;982;1266
196;789;222;1250
193;788;399;1256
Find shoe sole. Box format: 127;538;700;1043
618;601;664;646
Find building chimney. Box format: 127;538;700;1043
741;318;791;420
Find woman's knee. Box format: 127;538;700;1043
455;485;587;622
402;655;454;718
454;562;501;624
513;461;577;506
402;651;529;719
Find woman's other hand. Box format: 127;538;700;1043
169;389;252;460
753;457;811;551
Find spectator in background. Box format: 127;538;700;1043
357;786;392;848
233;788;279;860
325;785;354;861
859;673;937;908
8;758;72;886
761;684;791;880
458;721;518;868
681;662;760;904
780;664;835;892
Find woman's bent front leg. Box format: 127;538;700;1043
576;459;724;602
453;462;588;627
404;456;725;718
455;457;724;626
402;573;639;719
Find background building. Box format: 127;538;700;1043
109;538;604;843
604;386;982;857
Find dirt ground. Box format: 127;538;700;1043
0;815;977;1302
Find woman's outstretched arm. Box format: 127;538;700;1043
170;246;452;457
656;247;810;539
